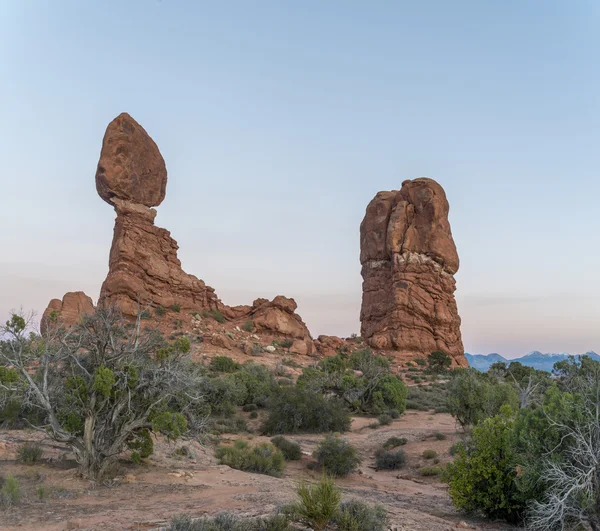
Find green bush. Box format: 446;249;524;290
216;440;284;477
249;411;258;419
377;414;392;426
388;408;401;419
17;443;43;464
155;306;166;317
271;436;302;460
444;408;525;523
203;374;247;416
313;435;361;477
168;512;292;531
242;403;257;412
286;476;341;531
383;436;407;449
333;500;388;531
262;388;350;435
212;417;248;434
242;320;254;332
203;310;225;323
427;350;452;373
210;356;241;373
422;449;437;459
419;466;442;477
375;448;406;470
434;432;447;440
234;363;278;406
170;304;181;313
0;476;20;508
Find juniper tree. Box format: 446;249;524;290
0;306;208;480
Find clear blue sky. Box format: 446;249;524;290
1;1;599;358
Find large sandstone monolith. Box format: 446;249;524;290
96;113;222;316
359;178;466;366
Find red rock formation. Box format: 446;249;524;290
96;114;223;316
360;178;466;366
250;297;311;341
96;113;167;207
40;292;95;335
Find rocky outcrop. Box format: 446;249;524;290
96;114;223;316
250;297;311;341
360;178;466;366
40;292;95;335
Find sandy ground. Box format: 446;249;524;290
0;411;517;531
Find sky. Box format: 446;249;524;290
1;1;599;358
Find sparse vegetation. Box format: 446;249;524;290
170;303;181;313
422;449;437;459
286;476;341;531
383;436;407;449
216;440;285;477
210;356;241;373
270;436;302;460
242;320;254;332
0;476;20;509
168;512;293;531
375;448;406;470
377;413;392;426
17;443;43;464
313;435;361;477
420;466;442;477
334;500;388;531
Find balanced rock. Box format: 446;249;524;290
96;113;167;207
97;116;222;316
41;291;95;335
359;178;466;366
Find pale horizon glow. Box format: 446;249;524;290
1;1;599;359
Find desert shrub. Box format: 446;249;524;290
126;428;154;461
448;442;462;456
447;368;518;428
444;407;525;523
0;476;20;508
420;466;442;477
375;448;406;470
286;476;341;531
170;304;181;313
427;350;452;373
234;363;278;406
140;309;151;320
249;411;258;419
262;388;351;434
434;432;446;440
242;320;254;332
169;512;292;531
17;443;43;464
422;449;437;459
313;435;361;477
333;500;388;531
210;356;241;373
388;408;400;419
383;436;407;449
216;440;284;477
242;403;257;412
212;417;248;434
274;338;294;350
271;436;302;460
378;414;392;426
405;383;448;412
155;306;166;317
204;310;225;323
203;374;247;416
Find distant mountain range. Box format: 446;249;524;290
465;351;600;372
